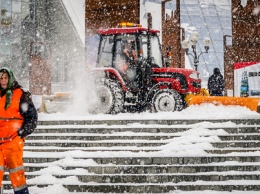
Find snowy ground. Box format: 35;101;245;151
13;104;260;194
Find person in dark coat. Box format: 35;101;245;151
208;68;225;96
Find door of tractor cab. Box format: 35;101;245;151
113;35;138;74
112;34;141;91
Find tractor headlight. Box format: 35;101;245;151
189;72;200;79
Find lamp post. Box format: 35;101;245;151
181;32;211;71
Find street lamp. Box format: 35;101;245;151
181;32;211;71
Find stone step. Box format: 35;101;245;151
28;133;177;141
37;118;260;125
23;163;260;174
51;183;260;193
24;141;168;147
23;147;260;153
27;133;260;141
24;140;260;148
219;134;260;141
23;146;161;152
211;141;260;148
22;155;260;164
4;173;260;184
35;126;260;134
4;182;260;193
206;148;260;154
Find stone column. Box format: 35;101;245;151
29;42;51;95
161;0;183;68
29;1;52;95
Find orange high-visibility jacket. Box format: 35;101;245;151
120;49;137;74
123;49;137;61
0;88;24;143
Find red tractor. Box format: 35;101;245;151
88;22;201;114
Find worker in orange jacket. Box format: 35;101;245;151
0;67;38;194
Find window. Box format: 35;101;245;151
113;34;138;74
1;0;12;26
0;35;11;55
97;35;114;67
21;0;31;21
86;35;100;67
150;35;163;67
141;34;163;67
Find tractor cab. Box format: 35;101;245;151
97;23;163;69
96;22;164;92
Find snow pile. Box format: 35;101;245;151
39;103;259;121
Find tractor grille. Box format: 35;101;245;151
192;81;201;88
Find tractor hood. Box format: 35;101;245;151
151;67;202;94
152;67;201;80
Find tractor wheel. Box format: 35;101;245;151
152;89;183;112
88;78;124;114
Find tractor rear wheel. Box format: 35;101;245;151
88;78;124;114
152;89;183;112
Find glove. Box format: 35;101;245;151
18;128;30;138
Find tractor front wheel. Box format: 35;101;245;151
88;78;124;114
152;89;183;112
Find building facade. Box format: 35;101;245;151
85;0;139;35
0;0;84;94
224;0;260;91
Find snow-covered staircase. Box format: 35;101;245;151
3;118;260;193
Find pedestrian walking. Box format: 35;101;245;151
208;68;225;96
0;67;38;194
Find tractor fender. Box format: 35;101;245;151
146;82;172;102
89;67;127;91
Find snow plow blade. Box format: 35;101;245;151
41;92;72;113
185;96;260;113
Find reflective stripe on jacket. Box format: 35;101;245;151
0;88;24;143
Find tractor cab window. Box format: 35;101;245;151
150;35;163;67
114;35;137;74
141;37;148;60
97;35;113;67
141;34;163;68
